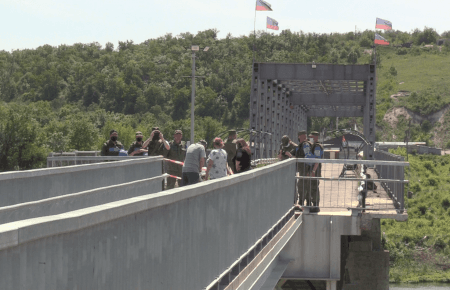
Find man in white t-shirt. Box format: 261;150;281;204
205;137;233;180
182;140;207;186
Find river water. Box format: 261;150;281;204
390;283;450;289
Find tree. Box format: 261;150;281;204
0;104;48;171
67;114;99;151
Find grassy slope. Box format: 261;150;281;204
382;149;450;283
372;46;450;147
380;48;450;93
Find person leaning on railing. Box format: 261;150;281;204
235;139;252;173
182;140;207;186
101;129;124;156
128;131;149;156
223;130;238;173
205;138;233;180
278;135;297;160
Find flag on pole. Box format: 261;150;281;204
374;33;389;46
256;0;272;11
375;18;392;30
266;16;279;30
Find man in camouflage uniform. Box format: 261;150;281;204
142;127;170;157
101;130;124;156
309;131;324;211
293;130;313;206
128;131;148;156
166;130;186;189
278;135;296;161
223;130;237;173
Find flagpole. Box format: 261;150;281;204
253;1;257;63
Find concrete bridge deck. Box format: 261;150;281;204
0;157;408;290
317;164;399;215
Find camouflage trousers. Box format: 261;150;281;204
297;178;320;206
167;170;182;189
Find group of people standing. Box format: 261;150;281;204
100;128;252;189
278;130;324;212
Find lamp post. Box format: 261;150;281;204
188;45;209;145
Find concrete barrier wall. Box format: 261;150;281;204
0;175;166;225
0;159;296;290
0;157;163;207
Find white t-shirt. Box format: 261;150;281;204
206;149;228;179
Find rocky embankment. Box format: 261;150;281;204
383;96;450;147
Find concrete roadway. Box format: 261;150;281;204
307;163;400;215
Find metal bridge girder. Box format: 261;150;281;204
250;62;377;159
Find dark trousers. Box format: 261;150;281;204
182;172;200;186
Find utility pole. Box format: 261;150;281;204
183;46;209;145
190;51;196;145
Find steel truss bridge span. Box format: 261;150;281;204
249;62;376;160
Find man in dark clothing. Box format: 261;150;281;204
278;135;297;160
166;130;186;189
294;130;313;206
142;127;170;157
101;130;124;156
223;130;237;173
128;131;148;156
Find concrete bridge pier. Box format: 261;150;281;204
276;213;399;290
340;218;389;290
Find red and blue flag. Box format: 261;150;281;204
374;33;389;46
376;18;392;30
266;16;279;30
256;0;272;11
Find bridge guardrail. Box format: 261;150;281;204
251;158;278;167
373;150;406;213
295;158;409;213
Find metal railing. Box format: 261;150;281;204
373;150;406;213
295;158;409;213
251;158;279;167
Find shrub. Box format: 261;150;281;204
389;65;398;76
418;205;427;215
411;47;421;56
425;177;438;186
423;161;434;172
397;48;408;55
442;198;450;210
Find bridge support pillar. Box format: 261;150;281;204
341;218;389;290
326;280;337;290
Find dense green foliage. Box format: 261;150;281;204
1;27;450;171
383;148;450;283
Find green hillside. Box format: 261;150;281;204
384;149;450;283
1;27;450;169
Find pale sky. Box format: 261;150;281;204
1;0;449;51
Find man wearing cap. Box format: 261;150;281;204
128;131;148;156
142;127;170;157
308;131;324;211
101;130;124;156
294;130;313;206
278;135;297;161
166;130;186;189
182;140;207;186
205;137;233;180
223;130;237;173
